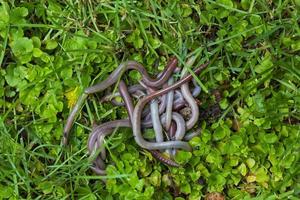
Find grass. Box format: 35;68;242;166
0;0;300;199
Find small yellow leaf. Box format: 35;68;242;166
246;175;256;183
65;87;79;108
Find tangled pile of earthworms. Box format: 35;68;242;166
63;56;209;175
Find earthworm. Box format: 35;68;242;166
165;77;174;130
88;123;111;154
160;112;186;156
150;150;180;167
160;112;186;141
85;58;177;94
183;128;202;141
131;62;209;151
174;90;185;102
91;165;106;175
173;101;187;111
119;81;134;120
91;80;134;160
87;119;132;175
180;80;199;130
64;55;211;175
118;80;180;167
165;121;176;155
169;121;177;139
63;93;88;145
94;156;106;169
63;58;177;144
142;94;167;120
111;99;126;107
180;58;200;130
88;119;131;154
150;98;164;142
91;157;106;175
192;78;201;97
101;84;147;107
100;84;146;103
144;85;164;143
139;80;167;117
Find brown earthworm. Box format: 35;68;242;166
180;58;200;130
150;98;164;142
145;84;164;143
88;120;131;154
66;55;210;175
150;150;180;167
118;80;180;167
63;58;177;145
180;79;199;130
87;119;131;175
101;84;146;102
63;93;88;145
164;77;174;130
169;121;177;139
160;112;186;156
165;121;176;155
91;157;106;175
160;112;186;141
85;58;177;94
118;81;134;120
131;62;209;151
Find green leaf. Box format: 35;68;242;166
206;150;222;165
0;185;14;198
126;29;144;49
291;40;300;51
201;129;212;143
11;37;33;63
218;0;234;7
37;181;54;194
263;133;278;144
33;48;43;57
188;171;201;182
148;170;161;187
181;4;193;17
281;154;295;169
148;36;161;49
238;163;247;176
19;85;43;106
10;7;28;24
144;186;154;197
219;98;229;109
32;36;41;48
241;0;251;10
208;173;227;192
255;167;269;183
255;53;274;74
230;135;243;147
45;39;58;50
246;158;256;168
229;156;239;167
180;182;191;194
5;65;19;87
0;4;9;29
11;38;33;55
213;125;230;141
250;15;262;25
189;136;201;147
175;151;192;164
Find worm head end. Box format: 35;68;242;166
62;133;69;146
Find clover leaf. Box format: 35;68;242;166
11;37;33;63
